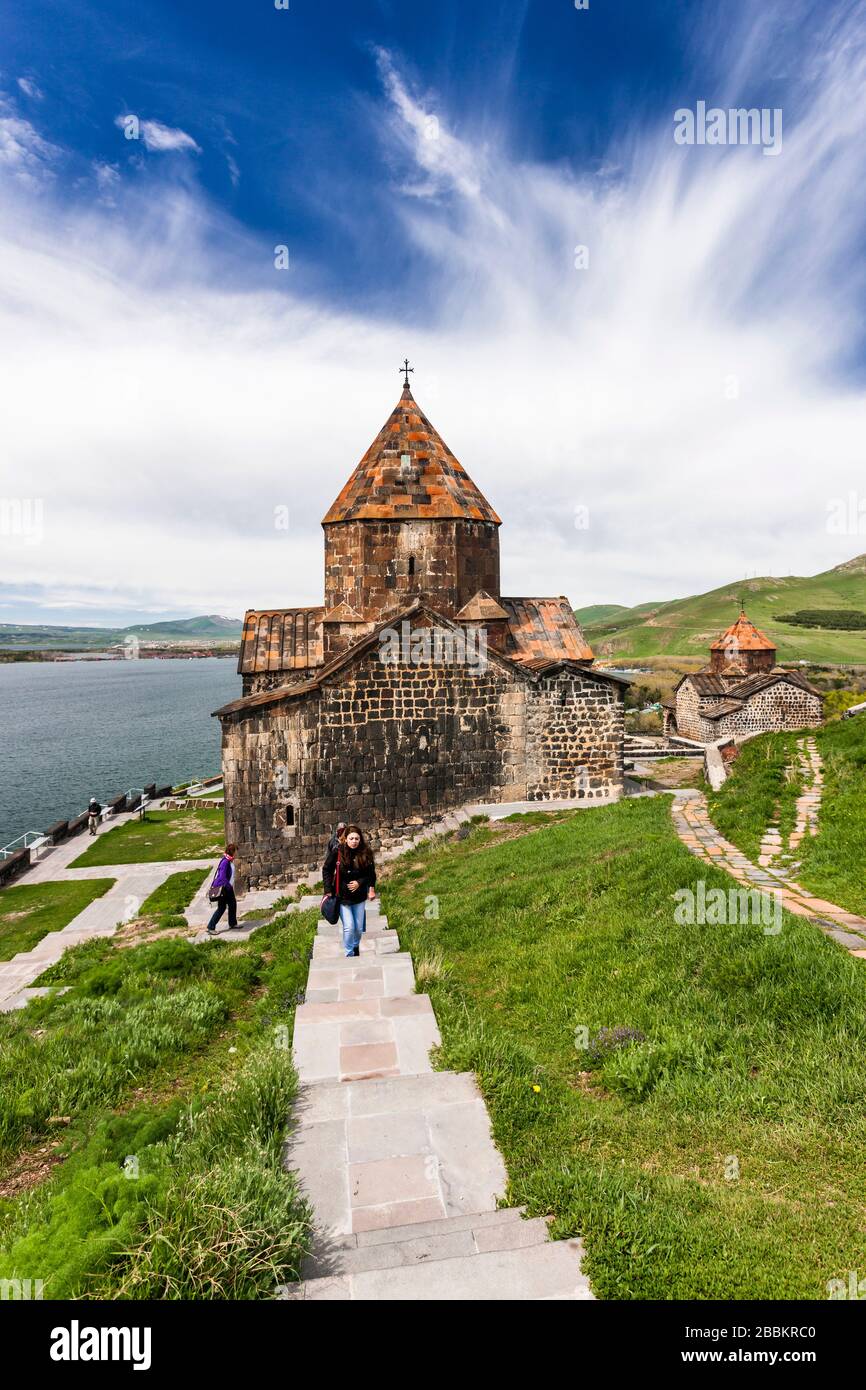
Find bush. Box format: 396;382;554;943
0;1047;311;1300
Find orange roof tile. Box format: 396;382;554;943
455;590;509;621
238;607;324;674
322;386;501;525
710;610;776;653
500;597;594;664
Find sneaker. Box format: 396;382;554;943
207;925;216;934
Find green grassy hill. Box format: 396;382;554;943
583;554;866;663
0;615;243;651
573;603;630;625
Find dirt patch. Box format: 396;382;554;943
634;760;705;790
0;1142;66;1199
570;1070;612;1100
111;917;193;948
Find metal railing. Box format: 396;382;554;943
0;830;49;860
1;774;221;864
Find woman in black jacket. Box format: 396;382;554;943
322;824;377;958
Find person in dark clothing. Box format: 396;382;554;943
322;824;376;958
87;798;101;835
327;822;347;855
207;844;238;933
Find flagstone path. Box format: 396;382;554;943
671;786;866;957
281;900;593;1300
758;736;823;870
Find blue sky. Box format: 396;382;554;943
2;0;866;624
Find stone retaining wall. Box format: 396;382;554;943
222;628;624;890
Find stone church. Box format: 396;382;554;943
664;609;823;744
215;376;627;888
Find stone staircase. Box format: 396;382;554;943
282;900;593;1300
624;735;705;762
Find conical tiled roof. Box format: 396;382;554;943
710;610;776;653
322;386;501;525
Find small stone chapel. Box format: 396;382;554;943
664;609;823;744
214;372;627;888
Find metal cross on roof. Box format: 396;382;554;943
399;358;414;388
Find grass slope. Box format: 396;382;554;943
706;733;804;863
706;717;866;918
0;879;114;962
71;809;225;867
796;717;866;917
0;908;318;1298
584;554;866;663
384;800;866;1299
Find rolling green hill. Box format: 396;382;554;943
573;603;630;625
0;615;243;651
583;554;866;664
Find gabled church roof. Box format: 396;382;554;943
215;598;620;720
500;597;594;664
455;590;509;621
322;385;502;525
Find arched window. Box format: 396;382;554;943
408;556;415;577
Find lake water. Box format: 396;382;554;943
0;658;241;848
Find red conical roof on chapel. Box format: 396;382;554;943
710;610;776;653
322;385;501;526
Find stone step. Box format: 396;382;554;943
285;1238;593;1301
312;933;400;961
304;952;416;1004
303;1210;551;1278
292;993;440;1085
316;916;390;936
284;1070;507;1237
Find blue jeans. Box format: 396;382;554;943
339;901;366;957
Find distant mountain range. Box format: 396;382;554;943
0;615;244;651
576;554;866;665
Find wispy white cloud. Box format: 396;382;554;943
0;103;59;186
2;3;866;627
16;76;44;100
114;114;201;154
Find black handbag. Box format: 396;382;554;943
320;857;341;924
208;855;230;902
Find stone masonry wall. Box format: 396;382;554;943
242;669;320;697
701;685;823;742
524;670;624;800
221;699;318;891
674;680;718;741
323;518;500;628
221;623;625;888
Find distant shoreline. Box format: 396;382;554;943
0;647;240;663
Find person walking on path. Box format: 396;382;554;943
327;822;347;855
207;844;238;934
322;825;376;958
87;798;102;836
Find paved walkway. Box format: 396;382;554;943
671;790;866;957
0;804;218;1010
282;900;593;1300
